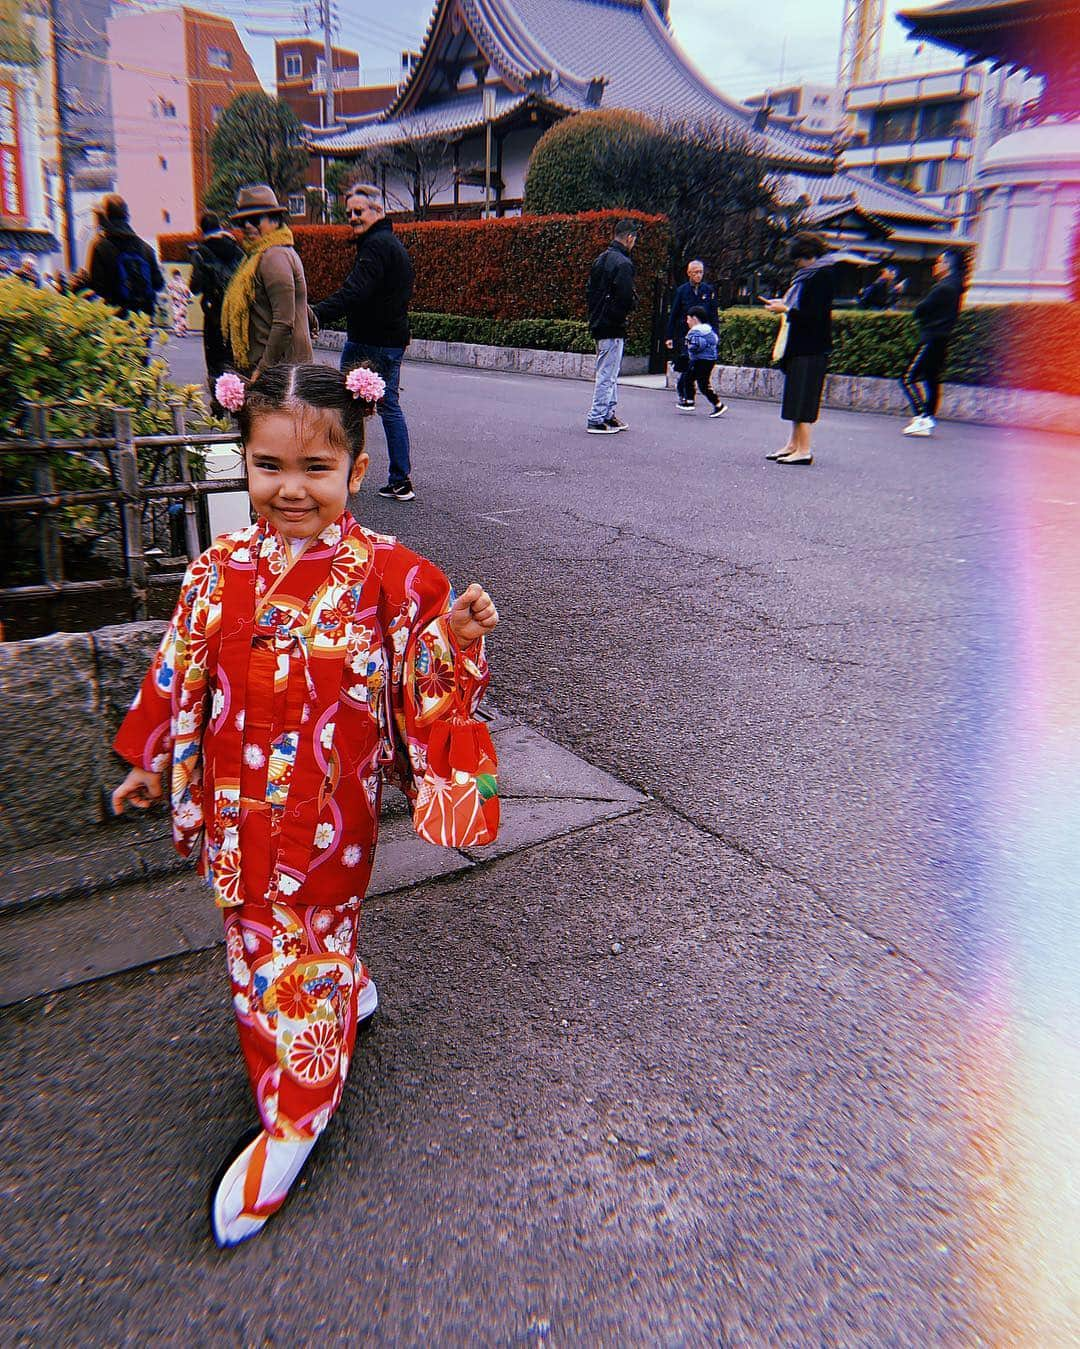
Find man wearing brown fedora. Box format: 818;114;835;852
219;185;312;378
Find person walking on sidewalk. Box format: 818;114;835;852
166;268;192;336
85;194;164;320
900;251;965;438
190;210;243;411
220;185;313;379
666;259;719;409
311;183;417;501
585;218;639;434
111;361;500;1248
679;307;727;418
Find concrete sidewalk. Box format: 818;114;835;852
0;714;648;1006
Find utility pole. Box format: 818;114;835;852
320;0;335;128
482;85;496;219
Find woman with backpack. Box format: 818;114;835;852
190;210;244;412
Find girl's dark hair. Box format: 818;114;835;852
787;231;829;261
236;362;375;461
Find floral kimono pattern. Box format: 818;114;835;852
114;512;493;1138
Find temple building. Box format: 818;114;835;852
898;0;1079;303
306;0;837;217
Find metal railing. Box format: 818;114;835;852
0;402;246;621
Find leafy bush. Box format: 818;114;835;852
717;303;1080;395
0;279;214;578
523;110;800;293
161;209;671;355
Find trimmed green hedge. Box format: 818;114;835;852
409;312;596;354
719;304;1077;395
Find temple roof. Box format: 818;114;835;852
897;1;1073;76
308;0;835;171
793;169;954;227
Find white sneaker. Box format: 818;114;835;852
357;975;378;1025
903;417;932;437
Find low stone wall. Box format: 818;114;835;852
675;363;1080;434
315;331;648;379
0;623;162;853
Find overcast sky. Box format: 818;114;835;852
239;0;951;101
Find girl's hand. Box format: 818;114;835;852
448;583;499;647
112;767;163;815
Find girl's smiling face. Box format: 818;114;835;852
245;411;369;540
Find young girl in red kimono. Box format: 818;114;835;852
111;362;499;1247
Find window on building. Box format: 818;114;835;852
284;52;302;79
288;192;306;217
207;46;232;70
0;82;25;221
157;97;177;118
923;161;943;193
159;155;168;171
211;105;224;123
918;100;965;140
163;209;171;223
872;107;917;145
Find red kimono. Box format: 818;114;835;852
114;513;494;1139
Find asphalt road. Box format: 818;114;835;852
4;339;1077;1344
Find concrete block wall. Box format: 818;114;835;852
0;623;164;853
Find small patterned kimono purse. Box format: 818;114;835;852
413;716;500;848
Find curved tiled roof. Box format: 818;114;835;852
790;169;954;226
308;0;834;170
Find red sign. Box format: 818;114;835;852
0;83;26;222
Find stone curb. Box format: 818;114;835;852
0;719;650;1005
314;330;648;380
316;330;1078;434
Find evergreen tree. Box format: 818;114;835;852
206;92;309;217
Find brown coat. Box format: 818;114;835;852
248;245;312;373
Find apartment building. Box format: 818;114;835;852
275;38;397;222
744;83;843;136
108;6;260;240
840;64;1040;225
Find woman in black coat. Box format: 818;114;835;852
763;232;835;467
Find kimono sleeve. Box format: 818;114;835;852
379;549;490;806
113;555;214;855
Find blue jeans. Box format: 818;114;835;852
588;337;623;424
341;341;411;485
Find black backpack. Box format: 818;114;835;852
197;248;239;305
116;245;155;314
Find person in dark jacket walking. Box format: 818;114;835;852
762;231;835;467
665;259;720;407
85;195;164;319
857;264;906;310
189;210;243;411
585;219;638;433
311;183;416;500
900;251;965;437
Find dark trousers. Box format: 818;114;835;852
901;338;948;418
678;359;719;406
203;313;230;413
341;341;411;486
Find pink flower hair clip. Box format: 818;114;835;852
345;366;386;405
215;372;247;413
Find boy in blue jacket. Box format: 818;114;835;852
678;307;727;418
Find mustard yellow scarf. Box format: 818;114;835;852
220;225;295;371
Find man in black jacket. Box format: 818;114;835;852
312;183;417;500
189;210;243;410
900;251;964;437
585;219;638;434
85;195;164;319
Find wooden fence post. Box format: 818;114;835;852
171;402;201;561
113;407;147;621
26;404;63;591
